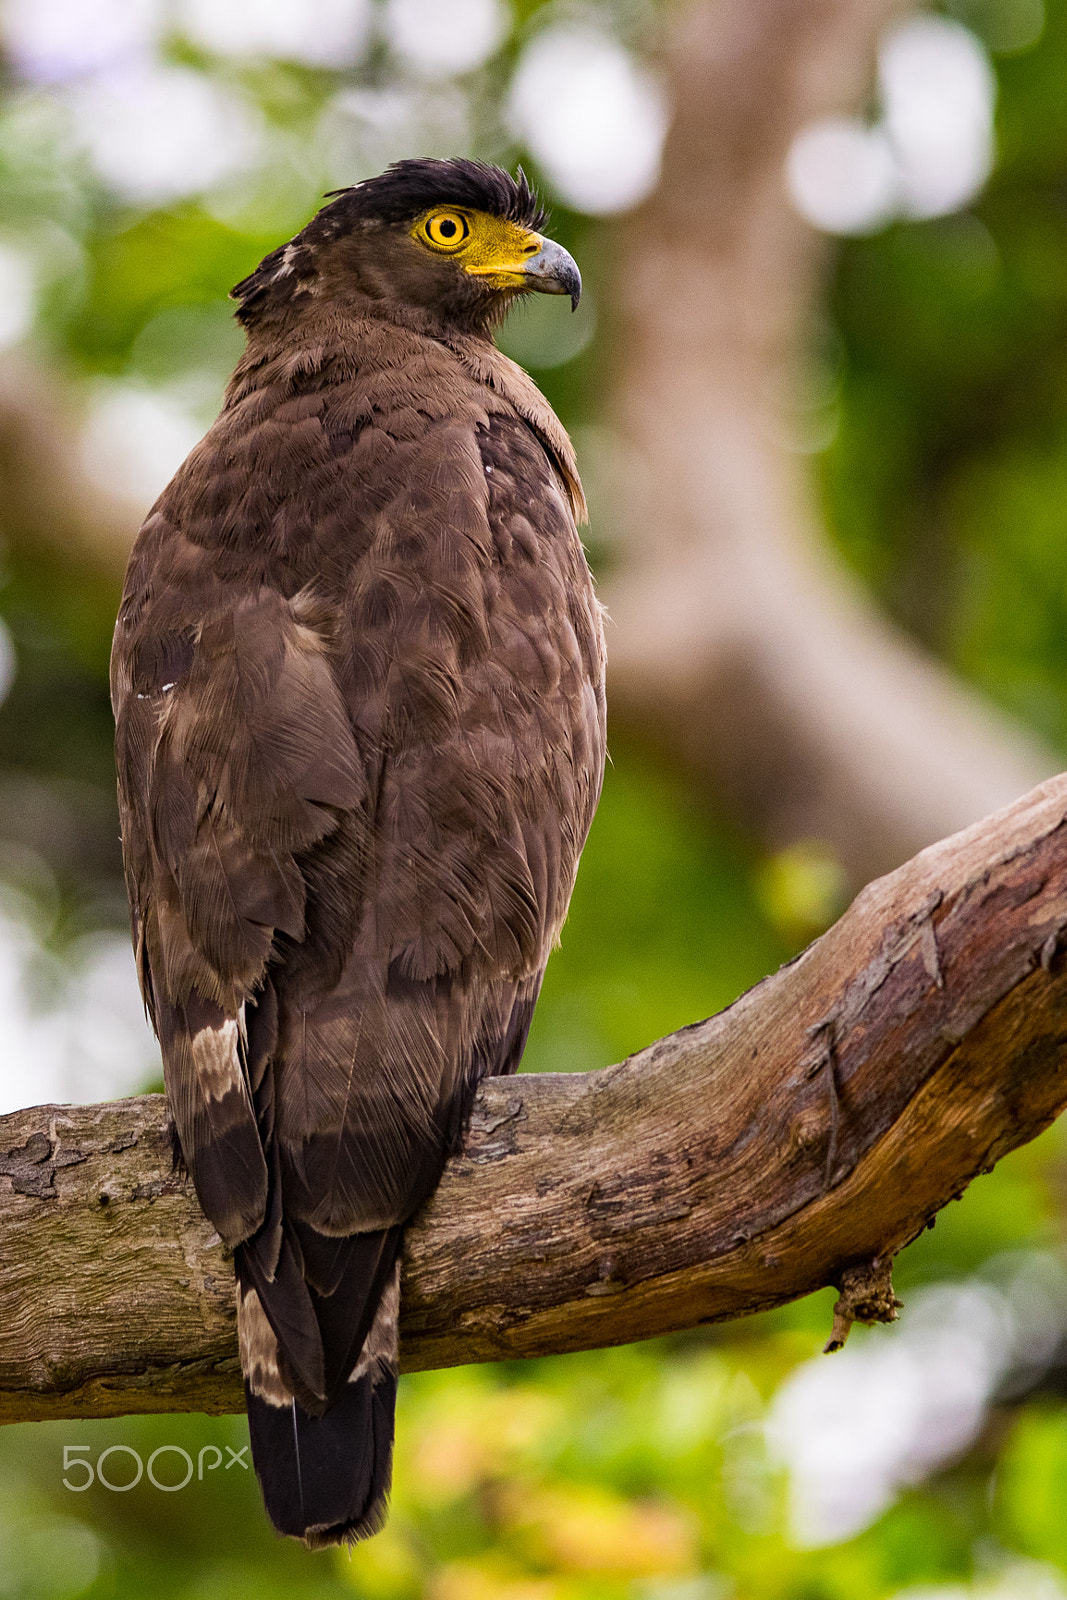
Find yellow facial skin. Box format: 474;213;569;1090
411;208;544;290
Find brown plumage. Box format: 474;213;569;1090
111;158;605;1547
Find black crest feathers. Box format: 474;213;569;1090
318;158;547;231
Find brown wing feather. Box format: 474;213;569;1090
113;548;368;1241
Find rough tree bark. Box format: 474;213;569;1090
601;0;1054;882
3;774;1067;1425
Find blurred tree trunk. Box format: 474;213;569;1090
603;0;1054;884
0;0;1057;893
0;354;138;579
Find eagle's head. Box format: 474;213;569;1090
231;158;581;338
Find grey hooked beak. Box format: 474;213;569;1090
522;237;582;311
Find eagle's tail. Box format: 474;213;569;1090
235;1230;402;1546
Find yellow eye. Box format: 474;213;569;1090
421;211;471;251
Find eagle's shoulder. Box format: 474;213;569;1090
213;313;586;531
442;334;587;525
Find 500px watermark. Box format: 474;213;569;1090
62;1444;249;1492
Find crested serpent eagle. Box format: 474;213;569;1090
110;159;606;1547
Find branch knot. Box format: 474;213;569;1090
824;1257;903;1353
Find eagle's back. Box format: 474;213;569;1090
111;311;605;1544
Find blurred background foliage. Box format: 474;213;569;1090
3;0;1067;1596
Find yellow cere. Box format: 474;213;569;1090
411;208;544;289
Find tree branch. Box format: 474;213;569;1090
4;776;1067;1424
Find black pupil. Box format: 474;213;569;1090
439;218;458;238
